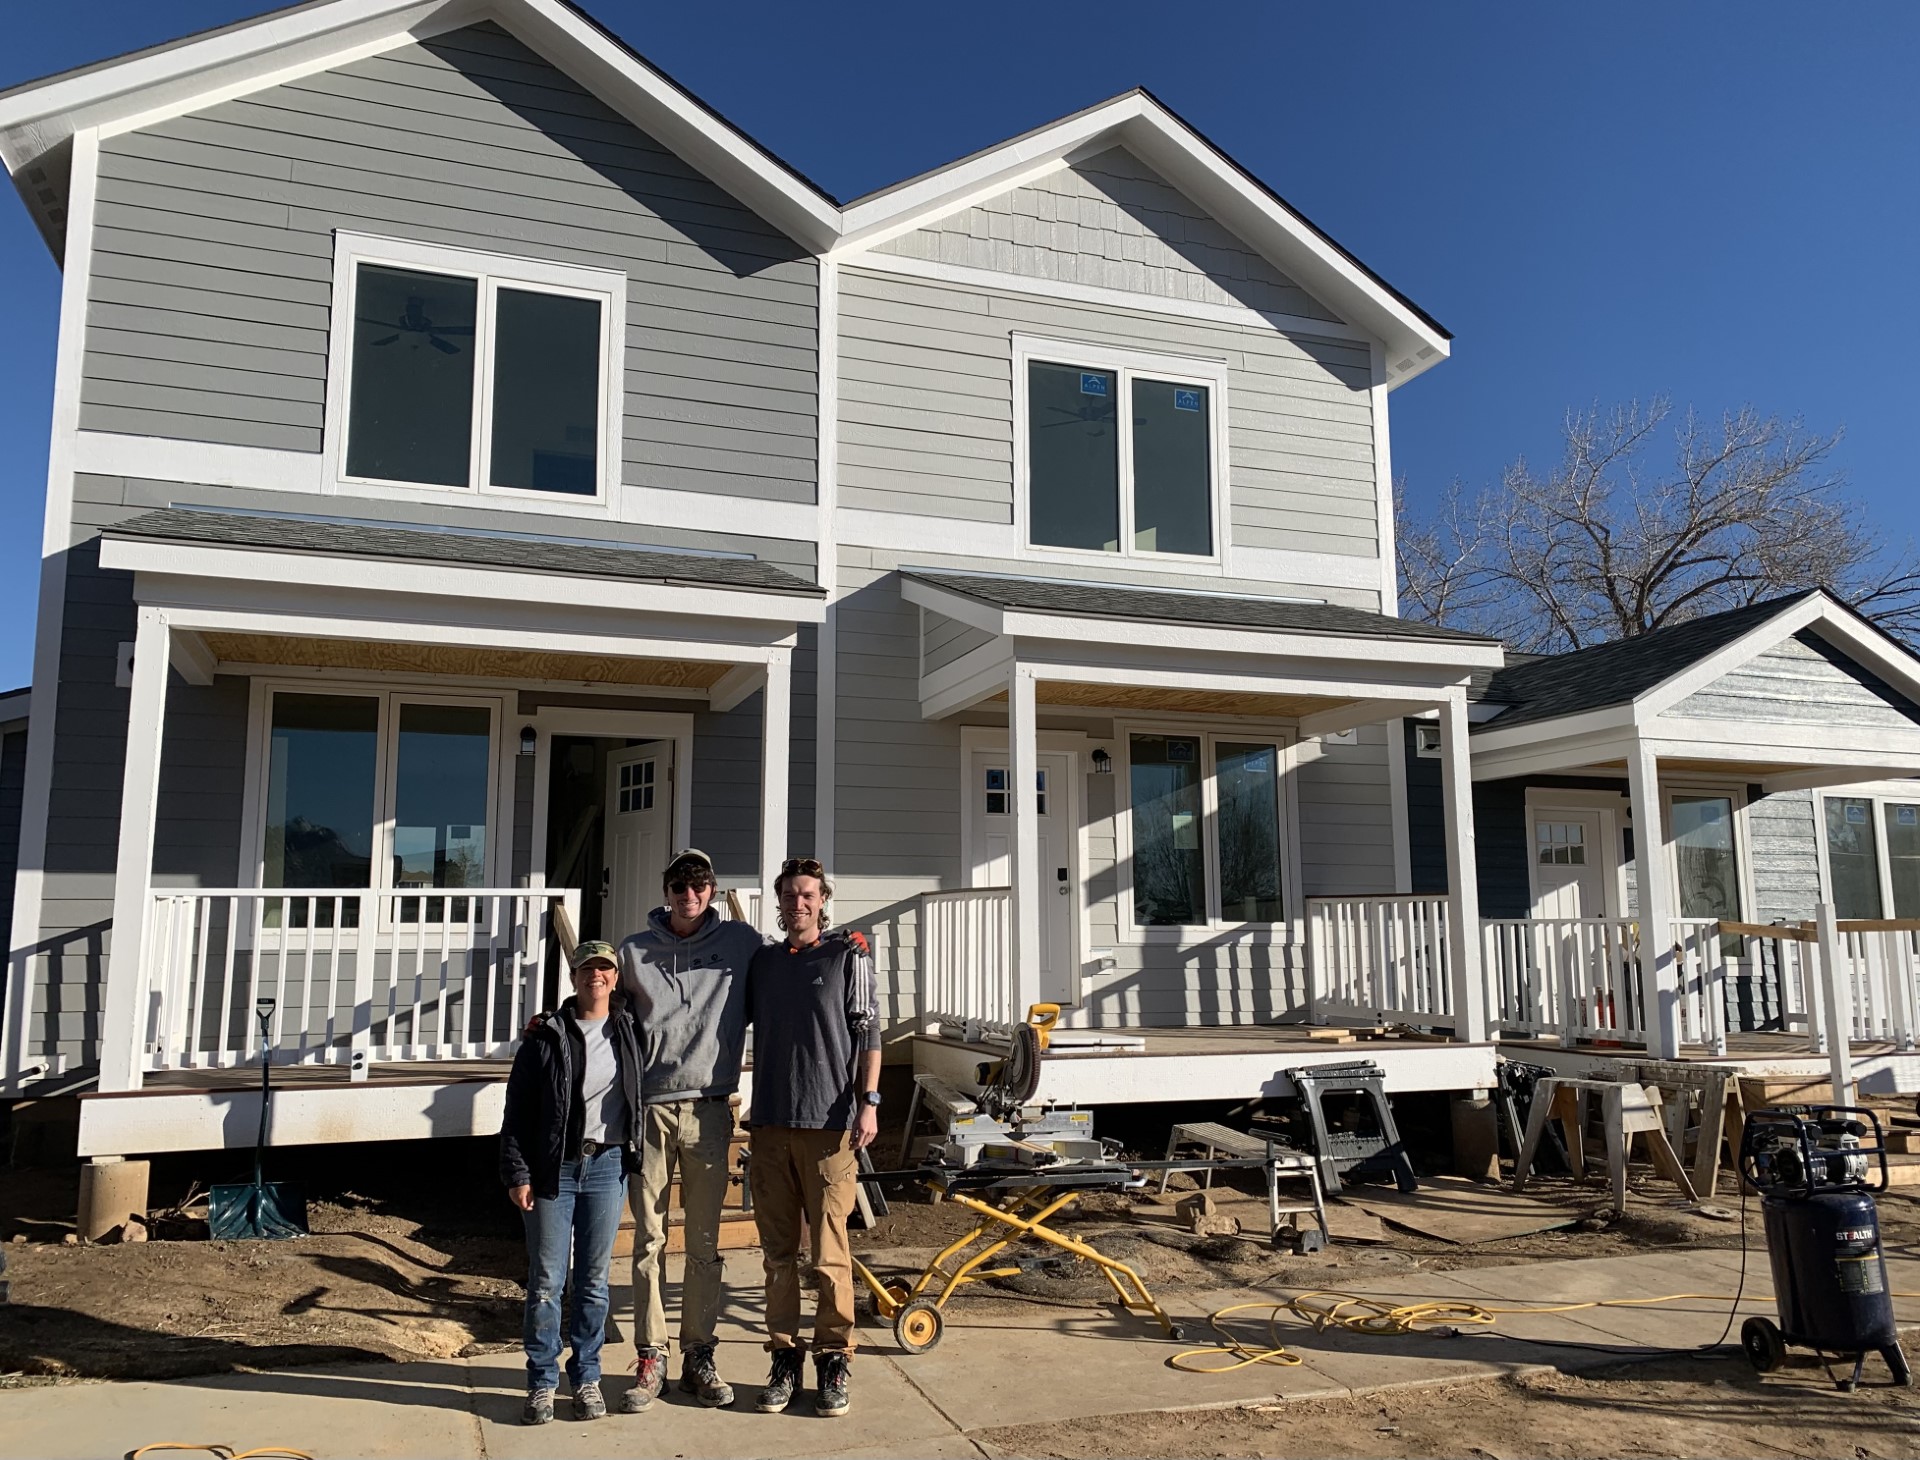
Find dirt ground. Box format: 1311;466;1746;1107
979;1354;1920;1459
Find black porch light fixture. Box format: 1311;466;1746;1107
519;724;538;757
1091;747;1113;775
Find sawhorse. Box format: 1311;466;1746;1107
1512;1076;1698;1213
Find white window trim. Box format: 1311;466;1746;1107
1814;787;1920;919
321;231;626;517
1662;780;1758;934
1011;333;1231;572
239;678;511;905
1112;719;1300;946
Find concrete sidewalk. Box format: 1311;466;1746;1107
1;1246;1914;1459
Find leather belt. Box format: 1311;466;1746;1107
579;1139;614;1157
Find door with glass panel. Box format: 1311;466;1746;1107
604;742;673;946
967;750;1074;1002
1530;812;1605;920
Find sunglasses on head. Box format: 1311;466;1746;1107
779;857;826;877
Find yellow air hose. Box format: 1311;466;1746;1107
131;1446;314;1459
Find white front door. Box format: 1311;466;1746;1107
1530;810;1606;920
604;741;672;943
967;748;1075;1003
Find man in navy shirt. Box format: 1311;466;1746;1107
745;857;879;1419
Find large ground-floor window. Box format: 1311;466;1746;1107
1124;730;1288;931
1823;792;1920;919
257;686;501;922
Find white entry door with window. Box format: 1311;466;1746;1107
1530;811;1607;920
604;741;672;943
966;749;1076;1003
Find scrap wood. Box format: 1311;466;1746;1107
1337;1175;1578;1244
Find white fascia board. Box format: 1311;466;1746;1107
1630;595;1821;718
1000;610;1503;669
1759;765;1920;795
834;94;1448;388
0;689;29;724
898;576;1007;636
1020;656;1468;705
1468;703;1638;755
2;0;842;256
1297;698;1439;738
1468;730;1636;783
98;537;825;626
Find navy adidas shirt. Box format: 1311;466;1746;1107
745;929;879;1130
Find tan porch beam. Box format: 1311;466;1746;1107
1298;698;1439;739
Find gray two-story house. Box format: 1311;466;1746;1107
1;0;1552;1160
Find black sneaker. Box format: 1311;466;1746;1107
523;1386;555;1425
756;1348;804;1413
680;1340;735;1407
573;1379;606;1420
814;1352;850;1418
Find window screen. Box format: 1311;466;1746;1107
1217;742;1282;921
1670;795;1741;922
1886;804;1920;918
1131;379;1211;555
1130;734;1206;925
1826;796;1883;918
347;265;477;486
489;288;602;494
1028;363;1119;551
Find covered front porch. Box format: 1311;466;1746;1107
898;570;1507;1072
71;509;818;1152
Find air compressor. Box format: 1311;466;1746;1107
1739;1105;1911;1390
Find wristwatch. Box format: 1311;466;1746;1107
863;1090;883;1107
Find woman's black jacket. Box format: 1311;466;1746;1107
498;995;643;1200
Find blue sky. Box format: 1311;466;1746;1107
1;1;1914;687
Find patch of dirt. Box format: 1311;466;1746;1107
0;1142;527;1384
978;1352;1920;1458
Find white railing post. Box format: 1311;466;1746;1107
1437;693;1487;1042
1812;903;1855;1106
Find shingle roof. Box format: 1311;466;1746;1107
904;570;1500;645
102;508;822;597
1476;591;1821;730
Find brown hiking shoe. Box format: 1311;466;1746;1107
679;1340;734;1407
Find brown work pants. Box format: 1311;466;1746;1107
749;1125;858;1355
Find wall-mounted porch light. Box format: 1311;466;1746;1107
1090;747;1113;775
519;724;538;757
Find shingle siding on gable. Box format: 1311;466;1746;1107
1671;631;1920;729
875;147;1340;324
80;21;819;505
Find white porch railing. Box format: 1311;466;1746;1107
1307;895;1454;1025
141;888;579;1070
1483;916;1642;1045
920;887;1014;1029
1829;922;1920;1050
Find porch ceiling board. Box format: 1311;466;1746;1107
202;632;732;690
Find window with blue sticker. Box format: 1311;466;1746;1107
1025;356;1214;558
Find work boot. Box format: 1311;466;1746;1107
620;1348;667;1413
814;1351;851;1418
679;1340;735;1407
756;1347;804;1413
522;1386;555;1426
573;1379;606;1420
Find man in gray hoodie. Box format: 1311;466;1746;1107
615;848;765;1413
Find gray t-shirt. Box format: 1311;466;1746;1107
575;1015;628;1146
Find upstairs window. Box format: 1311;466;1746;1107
330;234;624;503
1017;338;1225;561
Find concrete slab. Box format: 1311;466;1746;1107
0;1360;482;1460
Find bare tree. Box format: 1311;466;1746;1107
1397;399;1920;651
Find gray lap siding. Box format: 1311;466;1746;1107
81;21;819;505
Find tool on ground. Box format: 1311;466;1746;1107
209;998;307;1241
1263;1060;1417;1194
1738;1105;1912;1389
130;1446;313;1459
1157;1120;1329;1253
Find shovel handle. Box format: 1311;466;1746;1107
254;1005;275;1186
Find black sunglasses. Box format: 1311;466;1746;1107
667;877;714;895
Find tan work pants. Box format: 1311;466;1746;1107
630;1098;734;1353
749;1125;858;1355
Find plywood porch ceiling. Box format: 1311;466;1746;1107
987;683;1351;717
200;633;732;689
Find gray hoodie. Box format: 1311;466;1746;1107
616;906;767;1104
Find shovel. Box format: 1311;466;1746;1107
209;997;308;1240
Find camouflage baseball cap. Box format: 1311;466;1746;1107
569;940;619;970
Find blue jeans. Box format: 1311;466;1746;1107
522;1147;626;1391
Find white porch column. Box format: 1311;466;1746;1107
1007;662;1041;1023
1437;691;1488;1042
758;648;792;934
99;606;171;1093
1627;734;1682;1059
